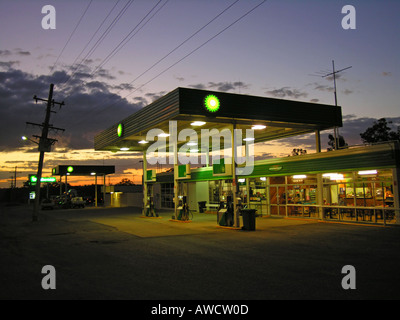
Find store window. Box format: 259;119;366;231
286;174;318;218
161;183;174;208
322;169;396;224
248;177;267;215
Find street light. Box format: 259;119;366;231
21;135;38;144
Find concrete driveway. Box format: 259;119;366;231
1;204;399;300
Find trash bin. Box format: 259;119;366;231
198;201;206;213
241;209;256;230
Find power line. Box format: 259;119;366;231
100;0;268;112
61;0;136;88
62;0;123;86
112;0;240;98
49;0;94;75
69;0;258;129
90;0;168;77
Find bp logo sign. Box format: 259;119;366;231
204;95;220;113
117;123;124;137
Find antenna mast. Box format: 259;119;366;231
315;60;352;150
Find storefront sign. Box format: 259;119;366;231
117;123;124;137
29;175;57;184
268;165;283;172
204;94;220;113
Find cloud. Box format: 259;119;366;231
0;61;20;69
0;64;143;152
174;75;185;82
277;115;400;152
0;48;31;56
188;81;250;92
265;86;308;99
0;50;12;56
312;83;334;93
14;48;31;56
145;91;167;102
342;89;353;95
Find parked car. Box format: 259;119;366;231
41;198;55;210
71;197;85;208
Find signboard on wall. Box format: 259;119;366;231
145;169;156;182
212;158;232;177
177;164;191;180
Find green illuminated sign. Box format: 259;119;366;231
117;123;123;137
67;166;74;173
204;95;220;113
29;175;56;184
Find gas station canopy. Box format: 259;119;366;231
94;87;342;152
52;165;115;176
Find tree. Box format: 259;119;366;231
115;178;135;186
360;118;400;143
290;148;307;156
327;134;348;151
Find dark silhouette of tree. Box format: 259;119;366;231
115;178;135;186
327;134;348;151
290;148;307;156
360;118;400;143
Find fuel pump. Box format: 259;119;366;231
177;195;190;221
145;184;158;217
218;196;234;226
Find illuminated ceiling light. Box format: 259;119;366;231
243;137;255;141
358;170;377;175
120;147;129;151
191;121;206;126
260;177;267;181
204;95;220;112
189;149;199;153
323;173;344;180
293;175;307;179
138;140;148;144
322;173;336;177
332;174;344;180
251;125;266;130
238;178;245;183
158;133;170;138
90;172;96;176
187;141;198;146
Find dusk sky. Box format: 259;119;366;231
0;0;399;188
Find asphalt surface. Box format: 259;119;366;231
1;203;400;300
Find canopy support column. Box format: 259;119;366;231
393;168;400;225
232;123;240;228
142;150;148;216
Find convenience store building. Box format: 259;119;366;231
95;88;400;226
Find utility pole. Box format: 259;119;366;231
8;166;17;188
29;84;65;221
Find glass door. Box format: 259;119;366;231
269;185;286;216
